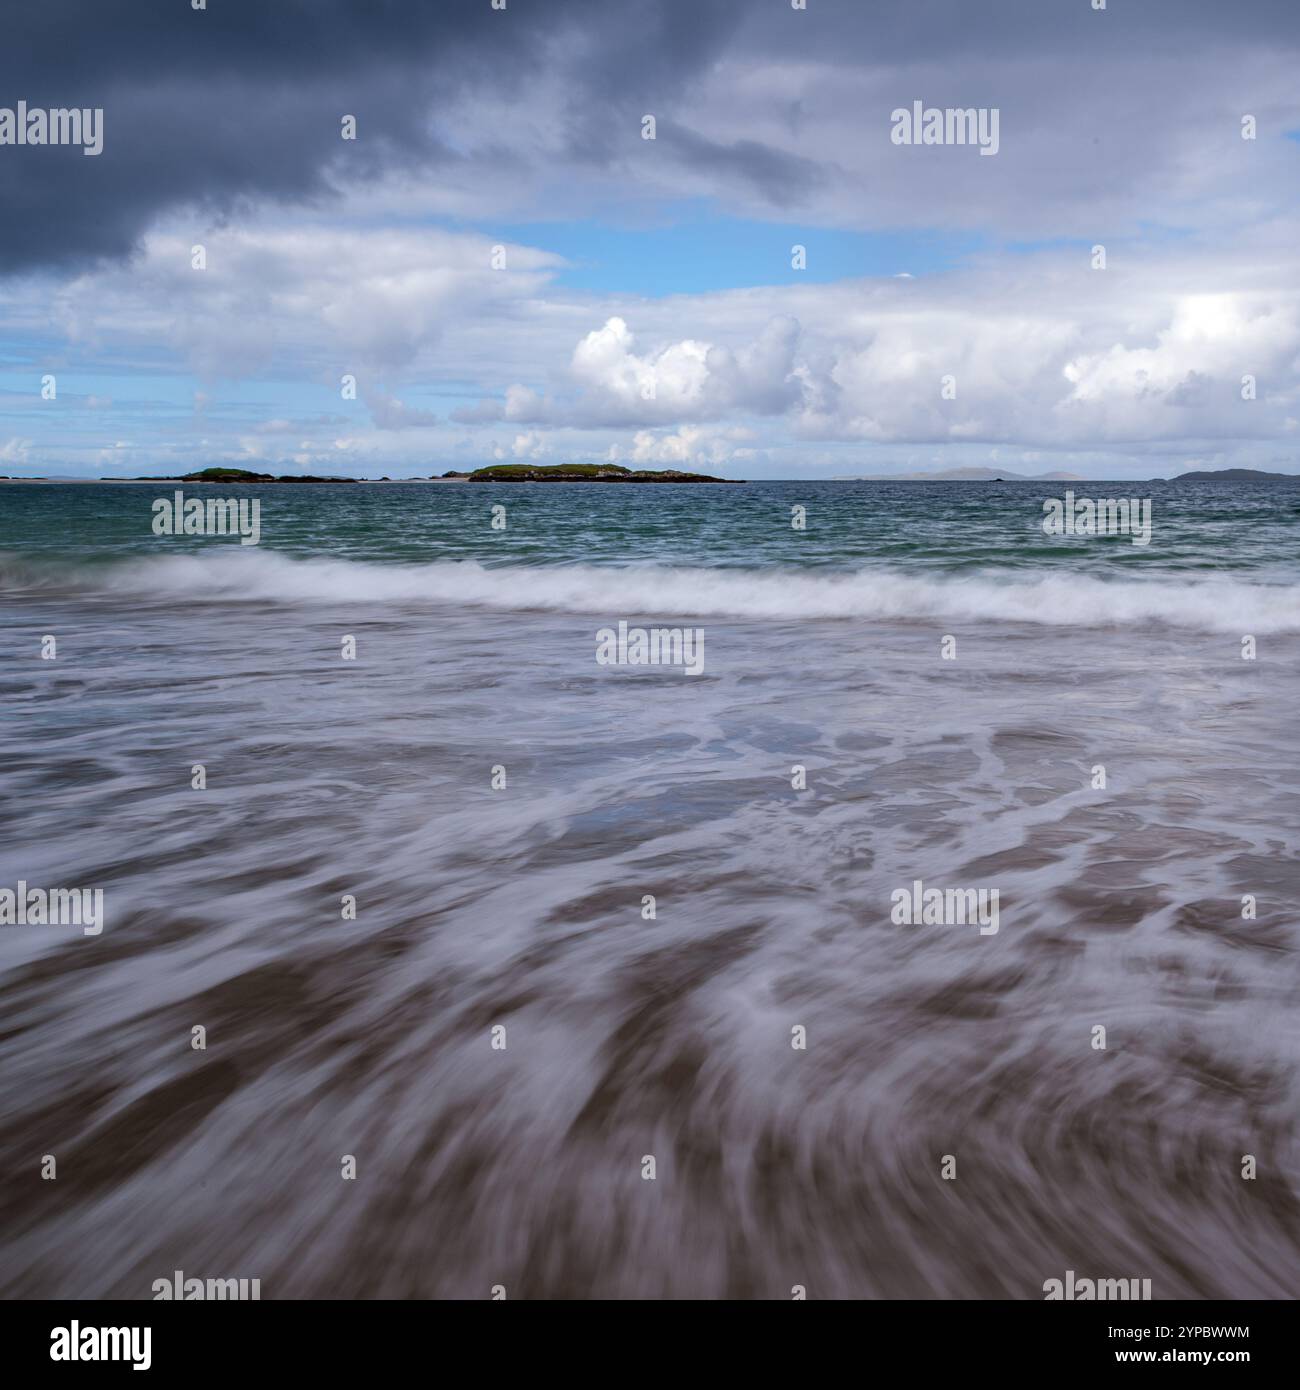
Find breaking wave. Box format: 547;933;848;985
6;548;1300;632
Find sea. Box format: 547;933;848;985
1;476;1298;1298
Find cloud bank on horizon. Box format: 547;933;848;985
1;0;1298;480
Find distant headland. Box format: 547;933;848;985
831;466;1299;483
1166;468;1297;481
832;467;1086;482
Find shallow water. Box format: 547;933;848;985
1;480;1298;1298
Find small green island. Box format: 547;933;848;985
456;463;737;483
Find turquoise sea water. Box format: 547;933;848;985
5;477;1300;635
5;477;1300;575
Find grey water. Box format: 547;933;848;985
1;479;1298;1297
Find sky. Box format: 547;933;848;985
1;0;1299;480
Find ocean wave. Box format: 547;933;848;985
6;548;1300;632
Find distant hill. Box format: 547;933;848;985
833;467;1084;482
1169;468;1297;481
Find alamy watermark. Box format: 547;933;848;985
1042;491;1152;546
1044;1270;1152;1300
890;878;1000;935
596;620;705;676
50;1324;150;1371
152;491;261;545
0;881;103;935
152;1270;261;1300
0;102;103;156
890;102;1000;156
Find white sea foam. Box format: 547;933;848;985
12;549;1300;632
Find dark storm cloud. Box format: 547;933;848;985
655;120;826;208
2;0;1297;275
0;0;742;274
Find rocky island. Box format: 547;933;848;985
460;463;738;483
